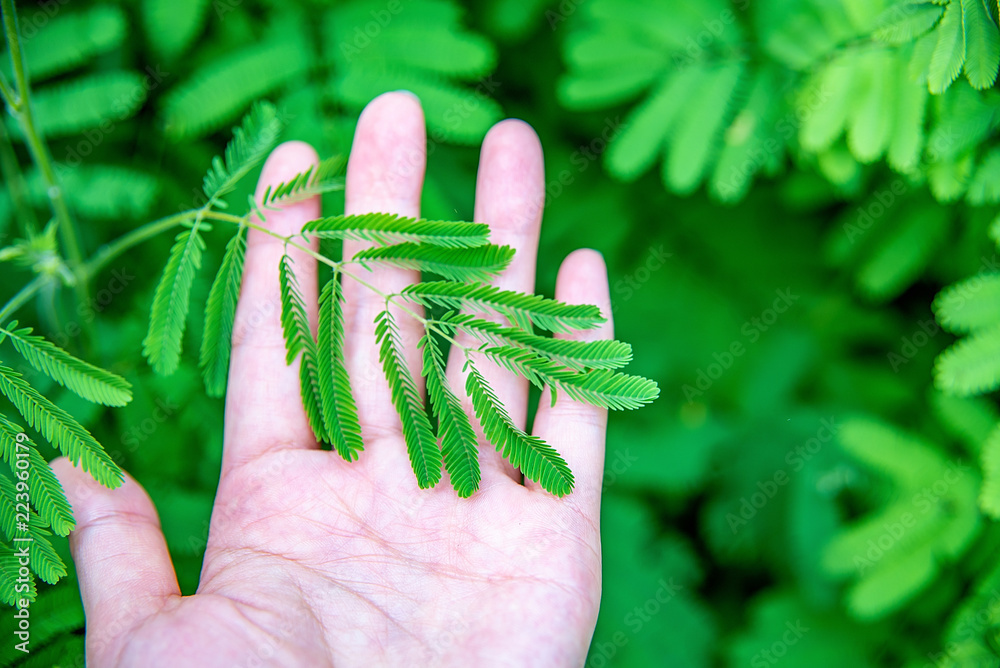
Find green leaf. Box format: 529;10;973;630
163;40;309;138
936;325;1000;395
2;323;131;406
278;256;327;443
847;50;895;163
465;362;573;496
262;156;347;207
421;334;480;497
375;311;441;488
449;315;631;371
401;281;604;333
0;477;65;585
934;273;1000;333
0;363;122;488
605;68;700;181
18;72;147;139
887;61;929;172
19;6;127;81
303;213;490;248
202;102;283;202
962;0;1000;88
143;224;207;376
141;0;210;60
979;422;1000;517
0;415;73;536
873;2;945;44
665;61;743;194
967;147;1000;204
200;225;248;397
352;243;514;283
317;275;364;461
481;347;660;410
928;0;967;93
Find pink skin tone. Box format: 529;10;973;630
52;91;612;667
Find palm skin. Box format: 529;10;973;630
52;92;612;667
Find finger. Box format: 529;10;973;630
446;120;545;485
529;249;612;515
224;141;321;471
50;458;179;666
341;91;427;464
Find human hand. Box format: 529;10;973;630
52;91;613;667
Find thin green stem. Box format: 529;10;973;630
0;120;39;236
82;209;202;280
0;275;48;324
2;0;91;345
0;69;16;110
237;217;470;351
2;0;83;265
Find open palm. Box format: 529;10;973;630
52;92;612;667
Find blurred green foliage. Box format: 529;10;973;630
3;0;1000;666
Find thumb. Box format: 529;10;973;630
51;457;180;665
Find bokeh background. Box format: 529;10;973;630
3;0;1000;665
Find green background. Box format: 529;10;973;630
3;0;1000;665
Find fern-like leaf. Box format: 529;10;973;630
465;362;573;496
278;256;327;442
0;477;65;585
162;40;309;138
421;334;480;497
873;3;945;44
200;225;248;397
961;0;1000;89
928;0;967;93
303;213;490;248
481;347;659;410
979;422;1000;517
401;281;604;332
448;315;631;371
317;275;364;460
202;101;283;202
20;6;127;81
21;72;147;139
375;311;441;488
935;325;1000;396
143;224;206;376
934;273;1000;333
0;363;122;488
2;322;131;407
263;156;347;207
0;415;73;536
353;243;514;283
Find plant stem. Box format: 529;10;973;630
1;0;83;269
82;210;201;280
0;275;48;324
238;217;470;351
0;121;39;237
0;69;16;110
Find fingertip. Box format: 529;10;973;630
50;457;162;528
355;90;426;139
555;249;612;340
483;118;542;156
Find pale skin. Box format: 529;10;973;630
51;92;612;667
